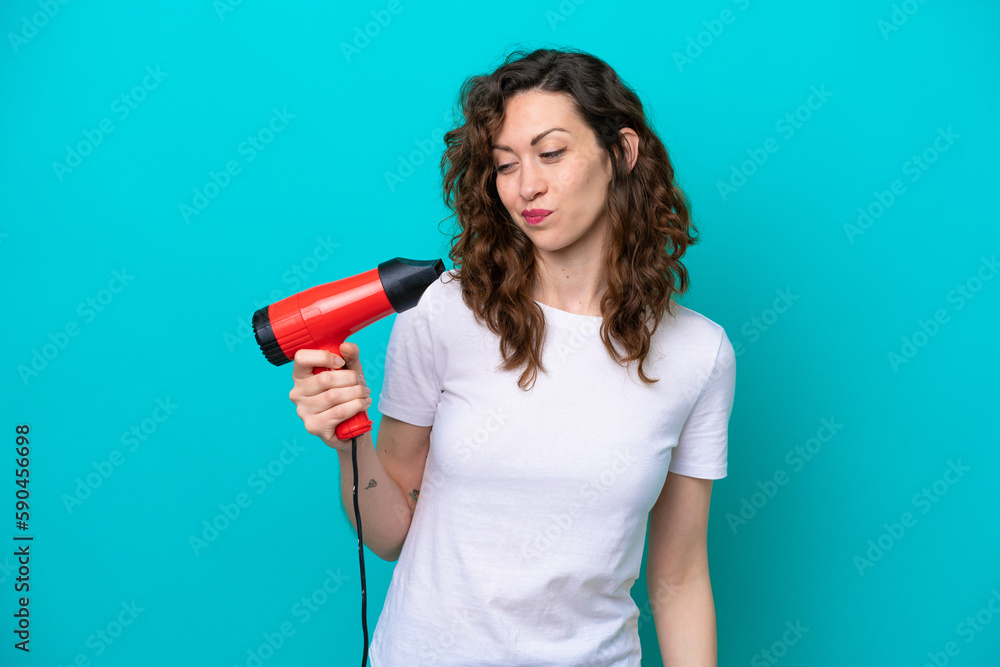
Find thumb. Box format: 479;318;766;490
338;341;364;373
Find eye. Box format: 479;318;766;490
494;149;565;174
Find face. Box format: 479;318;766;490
491;90;614;261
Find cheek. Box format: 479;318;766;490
579;159;610;201
496;179;516;208
560;154;603;193
582;153;610;187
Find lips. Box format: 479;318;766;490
522;209;552;225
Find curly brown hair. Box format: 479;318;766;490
439;46;699;390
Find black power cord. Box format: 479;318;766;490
350;435;369;666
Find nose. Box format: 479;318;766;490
518;158;547;201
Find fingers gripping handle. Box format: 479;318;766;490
312;365;373;441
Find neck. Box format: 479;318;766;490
532;253;607;316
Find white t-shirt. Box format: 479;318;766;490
369;269;736;666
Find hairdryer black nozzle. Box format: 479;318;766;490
378;258;446;313
252;306;291;366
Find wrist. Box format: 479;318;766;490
333;429;371;456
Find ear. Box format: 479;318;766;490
620;127;639;172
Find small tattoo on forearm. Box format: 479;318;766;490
409;489;420;502
366;479;377;489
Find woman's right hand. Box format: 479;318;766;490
288;343;372;451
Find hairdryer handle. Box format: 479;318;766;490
312;365;374;440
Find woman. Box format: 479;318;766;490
289;47;736;666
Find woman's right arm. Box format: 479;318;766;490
337;415;430;561
289;345;430;562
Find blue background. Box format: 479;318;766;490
2;1;998;665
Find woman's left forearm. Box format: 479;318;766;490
647;569;718;667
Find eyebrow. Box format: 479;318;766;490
491;127;569;152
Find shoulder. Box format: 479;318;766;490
657;300;735;368
401;268;465;324
414;268;462;309
435;268;463;295
660;300;729;342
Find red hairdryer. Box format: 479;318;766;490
251;257;444;440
